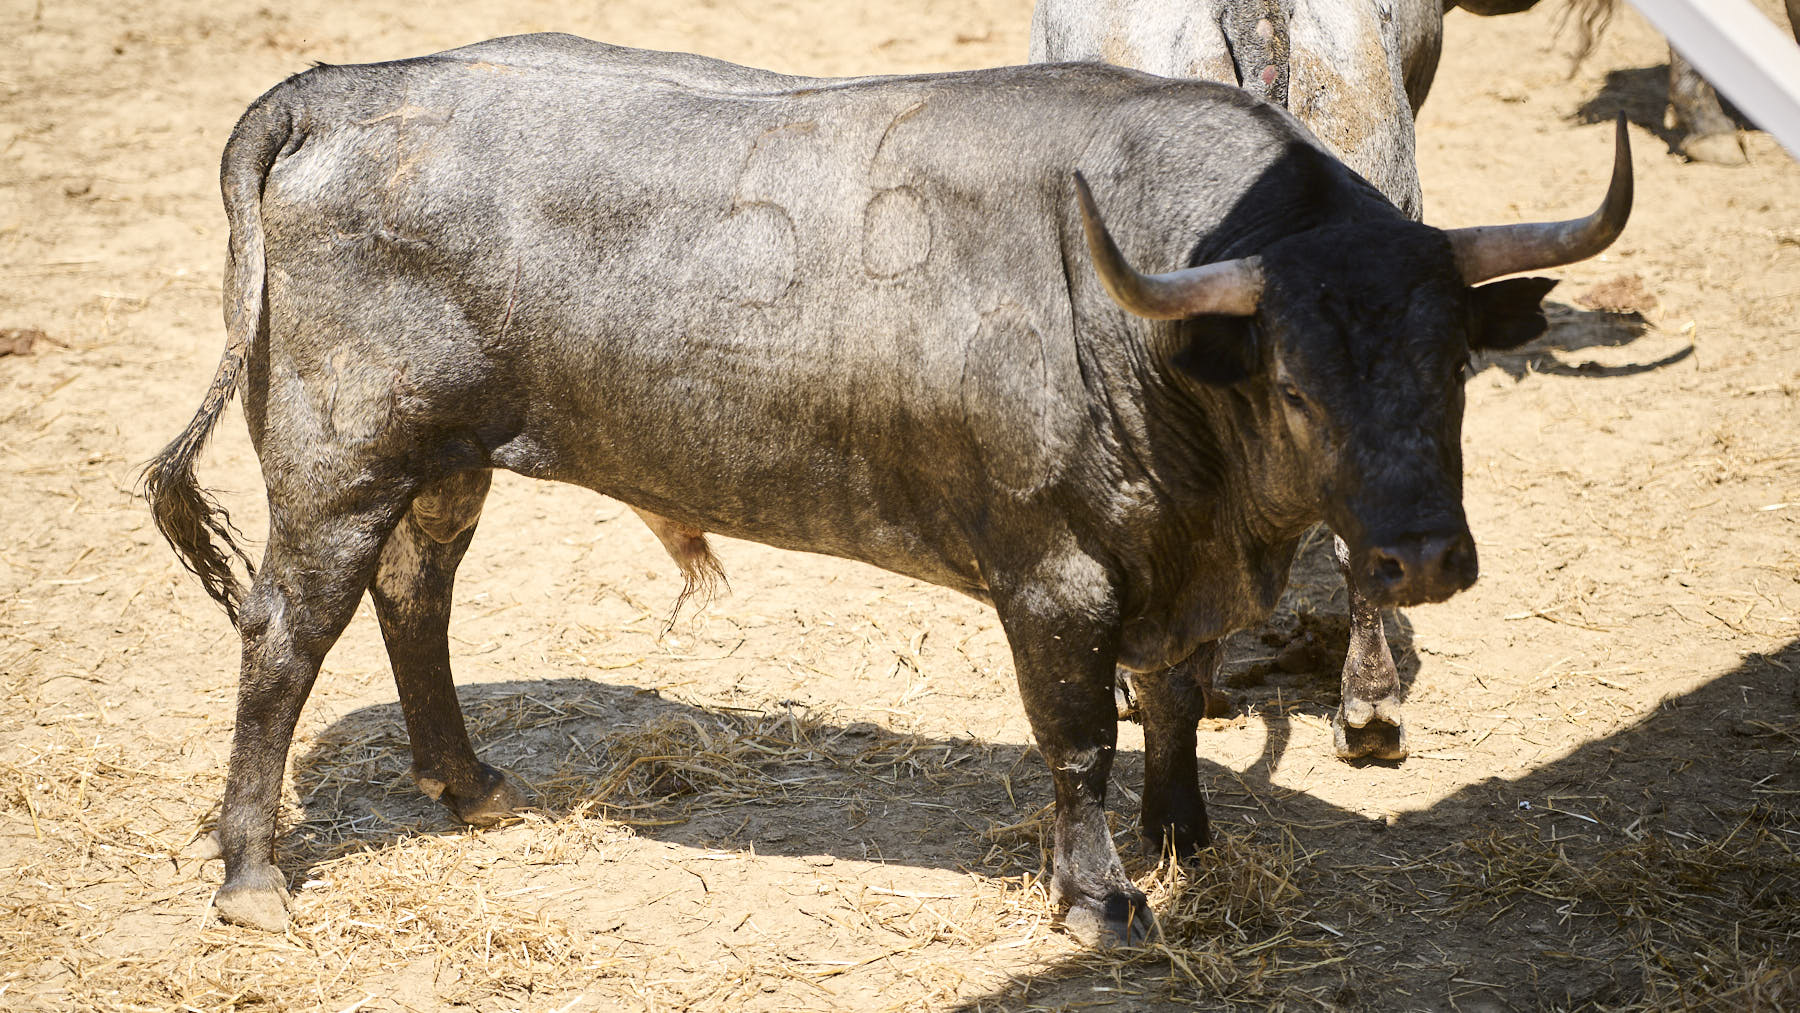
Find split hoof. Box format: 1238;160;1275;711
425;764;529;827
1334;713;1408;762
1681;131;1747;166
1057;888;1156;948
214;865;291;932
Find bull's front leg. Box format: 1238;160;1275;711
1332;535;1407;761
995;578;1152;947
1132;641;1227;856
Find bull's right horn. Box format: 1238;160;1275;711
1446;113;1633;285
1074;172;1263;320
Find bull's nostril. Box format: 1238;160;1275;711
1445;540;1476;575
1372;552;1405;586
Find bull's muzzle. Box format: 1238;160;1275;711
1358;530;1478;607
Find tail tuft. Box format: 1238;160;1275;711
141;411;255;625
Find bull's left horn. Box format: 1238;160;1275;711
1074;172;1262;320
1446;113;1633;285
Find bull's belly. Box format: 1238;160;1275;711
484;425;993;601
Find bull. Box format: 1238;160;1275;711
144;33;1630;945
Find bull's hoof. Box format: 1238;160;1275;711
1333;714;1408;762
214;865;291;932
1051;877;1155;948
427;764;530;827
1202;687;1232;719
1058;889;1156;948
1681;131;1747;166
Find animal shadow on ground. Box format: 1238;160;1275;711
1575;63;1771;153
1574;65;1686;155
289;678;1038;880
1476;300;1683;381
950;638;1800;1010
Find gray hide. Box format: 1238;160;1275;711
144;33;1627;948
1030;0;1454;218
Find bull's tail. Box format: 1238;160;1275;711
1558;0;1617;68
141;91;300;625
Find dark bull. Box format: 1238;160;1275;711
144;34;1630;946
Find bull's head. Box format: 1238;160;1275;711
1075;117;1631;607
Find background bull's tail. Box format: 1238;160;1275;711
140;92;298;625
1559;0;1618;67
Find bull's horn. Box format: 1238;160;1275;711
1446;113;1633;285
1074;172;1262;320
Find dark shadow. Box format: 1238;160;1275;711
287;678;1049;880
1574;64;1685;155
1476;300;1681;381
950;639;1800;1009
286;638;1800;1008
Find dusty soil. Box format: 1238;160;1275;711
2;1;1797;1010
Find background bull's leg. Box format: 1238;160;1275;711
1669;7;1800;164
1667;46;1747;165
1332;535;1408;761
1134;641;1227;856
997;588;1151;948
370;469;527;826
214;497;408;932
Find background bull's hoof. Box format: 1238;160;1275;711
187;828;223;862
440;765;530;827
1680;131;1747;166
1333;714;1408;762
1057;887;1156;948
213;865;290;932
1113;677;1139;722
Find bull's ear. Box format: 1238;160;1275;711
1169;316;1259;385
1468;277;1558;351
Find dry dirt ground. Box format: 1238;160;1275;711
3;1;1798;1010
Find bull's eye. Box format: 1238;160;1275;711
1279;383;1306;408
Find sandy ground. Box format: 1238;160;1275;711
2;0;1797;1010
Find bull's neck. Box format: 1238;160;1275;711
1075;323;1317;610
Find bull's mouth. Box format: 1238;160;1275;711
1354;530;1479;607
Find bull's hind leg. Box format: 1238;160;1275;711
1332;535;1407;761
214;493;412;932
370;469;528;826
